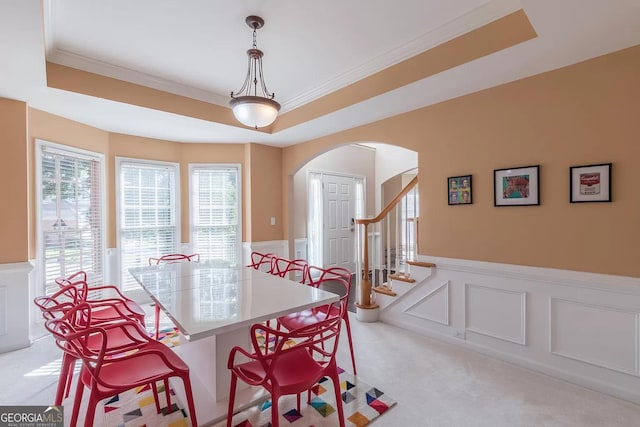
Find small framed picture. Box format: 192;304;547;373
570;163;612;203
494;165;540;206
448;175;472;205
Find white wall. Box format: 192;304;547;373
365;143;418;212
292;144;376;239
377;257;640;404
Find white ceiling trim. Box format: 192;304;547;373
282;0;523;111
46;47;230;106
42;0;522;115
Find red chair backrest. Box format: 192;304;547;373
307;265;352;314
55;270;87;287
33;284;81;320
249;311;343;381
45;304;116;377
271;257;309;283
54;271;90;301
149;253;200;265
247;251;277;273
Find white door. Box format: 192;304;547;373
323;174;355;271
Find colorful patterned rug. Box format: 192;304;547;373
219;366;396;427
101;327;396;427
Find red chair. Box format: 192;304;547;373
277;266;357;375
46;303;198;427
34;287;150;406
227;314;346;427
148;253;200;339
271;257;309;283
148;253;200;265
55;271;146;326
247;251;277;273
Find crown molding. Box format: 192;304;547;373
46;48;230;107
280;0;523;111
42;0;521;114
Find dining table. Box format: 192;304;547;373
129;261;340;426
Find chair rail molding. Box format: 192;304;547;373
380;255;640;405
242;240;288;265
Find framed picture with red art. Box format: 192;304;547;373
570;163;612;203
494;165;540;206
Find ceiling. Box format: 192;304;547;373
1;0;639;146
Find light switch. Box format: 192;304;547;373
270;217;276;226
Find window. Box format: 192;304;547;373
117;159;179;291
37;141;105;296
354;177;365;219
190;165;241;265
307;172;323;266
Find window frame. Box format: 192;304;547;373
188;163;242;265
115;157;180;296
34;139;107;297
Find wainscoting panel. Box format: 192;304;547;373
0;286;7;337
465;284;527;345
404;281;449;325
242;240;288;265
550;298;639;376
379;255;640;404
0;262;34;353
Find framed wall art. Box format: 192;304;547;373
494;165;540;206
570;163;612;203
447;175;472;205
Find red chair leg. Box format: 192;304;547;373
63;358;76;399
331;368;346;427
154;304;161;340
227;373;238;427
55;353;75;405
84;390;98;427
163;378;172;413
182;375;198;427
331;363;344;427
151;381;161;414
271;394;280;427
343;315;357;375
70;379;84;427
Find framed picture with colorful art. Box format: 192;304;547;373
494;165;540;206
447;175;472;205
570;163;612;203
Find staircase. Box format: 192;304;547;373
354;176;435;314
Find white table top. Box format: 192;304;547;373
129;263;340;341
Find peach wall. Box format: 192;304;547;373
46;63;250;131
282;45;640;278
245;143;283;242
0;98;29;263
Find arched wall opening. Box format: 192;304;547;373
283;141;418;265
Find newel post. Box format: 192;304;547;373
355;220;379;321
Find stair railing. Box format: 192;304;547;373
355;176;418;309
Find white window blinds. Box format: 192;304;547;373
38;143;104;296
118;160;179;291
190;165;240;266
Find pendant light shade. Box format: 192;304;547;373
230;16;280;129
